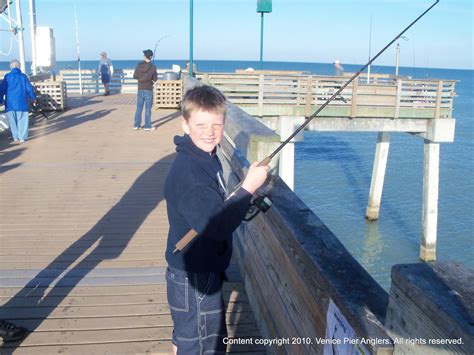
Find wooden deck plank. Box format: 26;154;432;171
0;291;250;309
0;341;266;355
0;94;263;353
0;283;246;298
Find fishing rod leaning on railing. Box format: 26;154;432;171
173;0;440;253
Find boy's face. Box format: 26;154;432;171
182;109;224;153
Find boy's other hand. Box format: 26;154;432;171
241;162;269;194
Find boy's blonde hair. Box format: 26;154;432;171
181;85;226;121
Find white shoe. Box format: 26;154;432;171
133;126;140;130
143;128;151;131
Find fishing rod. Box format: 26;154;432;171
261;0;440;166
152;35;170;63
173;0;439;254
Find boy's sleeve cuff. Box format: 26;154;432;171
232;186;252;202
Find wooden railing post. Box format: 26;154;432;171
434;80;443;119
394;79;402;119
351;78;358;118
305;76;313;117
258;74;264;117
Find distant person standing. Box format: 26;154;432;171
0;59;36;143
133;49;157;131
98;52;113;95
334;59;344;76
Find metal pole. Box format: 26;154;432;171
189;0;194;77
259;12;264;69
28;0;37;75
395;42;400;77
74;6;83;95
395;36;408;78
15;0;26;72
367;14;373;84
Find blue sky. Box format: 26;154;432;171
1;0;473;69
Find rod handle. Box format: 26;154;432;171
173;229;199;253
258;156;272;166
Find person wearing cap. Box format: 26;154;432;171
98;52;113;95
132;49;158;131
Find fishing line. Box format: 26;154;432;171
152;35;170;63
262;0;440;166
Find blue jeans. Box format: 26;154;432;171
8;111;29;141
166;267;227;354
134;90;153;129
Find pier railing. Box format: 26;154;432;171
58;69;183;109
198;73;456;119
57;69;180;94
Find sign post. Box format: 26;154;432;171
257;0;272;70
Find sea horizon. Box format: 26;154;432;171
1;58;473;74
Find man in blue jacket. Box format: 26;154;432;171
0;59;36;143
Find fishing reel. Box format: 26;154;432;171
244;195;272;221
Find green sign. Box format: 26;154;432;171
257;0;272;13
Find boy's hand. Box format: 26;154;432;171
241;162;269;194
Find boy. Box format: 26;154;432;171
164;85;268;354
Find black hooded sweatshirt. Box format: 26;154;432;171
133;61;158;91
164;135;252;272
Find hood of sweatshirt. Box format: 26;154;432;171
174;134;222;182
135;61;155;75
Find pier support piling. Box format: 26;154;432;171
366;132;390;220
421;140;440;261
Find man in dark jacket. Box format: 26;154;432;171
0;59;36;142
164;85;269;354
132;49;157;130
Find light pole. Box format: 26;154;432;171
366;14;373;84
28;0;37;75
14;0;26;72
257;0;272;70
189;0;194;77
395;35;409;77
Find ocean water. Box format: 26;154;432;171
1;59;472;289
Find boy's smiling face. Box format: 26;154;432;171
182;109;225;153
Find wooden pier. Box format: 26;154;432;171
0;75;471;354
0;94;263;354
